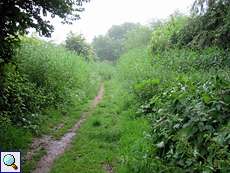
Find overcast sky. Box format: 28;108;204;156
45;0;194;43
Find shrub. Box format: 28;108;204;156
117;45;230;172
0;37;99;150
150;15;187;54
174;0;230;49
139;74;230;172
16;37;97;107
65;32;94;61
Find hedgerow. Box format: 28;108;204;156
0;37;99;150
116;15;230;172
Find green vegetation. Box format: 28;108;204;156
92;23;150;61
0;0;91;152
50;81;149;173
119;46;230;172
115;13;230;172
0;36;100;151
176;0;230;49
0;0;88;67
1;0;230;173
65;32;94;60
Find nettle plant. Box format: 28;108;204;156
138;74;230;172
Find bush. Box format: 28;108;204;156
0;64;45;132
174;0;230;49
116;48;153;91
65;32;94;60
133;48;229;172
16;37;97;107
0;37;99;150
150;15;187;54
139;74;230;172
124;26;152;51
117;44;230;172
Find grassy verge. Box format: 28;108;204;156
22;92;98;173
23;147;47;172
50;81;150;173
41;99;91;139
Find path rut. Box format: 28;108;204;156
29;83;104;173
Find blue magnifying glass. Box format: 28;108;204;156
3;154;18;170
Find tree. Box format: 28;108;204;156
150;15;188;53
0;0;89;113
174;0;230;49
0;0;89;65
192;0;217;14
124;26;152;51
108;23;140;41
65;32;94;60
92;23;140;62
92;35;119;61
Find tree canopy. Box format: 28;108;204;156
92;23;141;62
108;23;140;41
124;26;152;51
173;0;230;49
65;32;94;60
0;0;89;65
92;35;119;61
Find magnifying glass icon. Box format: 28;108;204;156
3;154;18;170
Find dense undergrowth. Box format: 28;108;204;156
115;15;230;172
1;1;230;172
0;37;101;151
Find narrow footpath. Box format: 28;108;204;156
29;83;104;173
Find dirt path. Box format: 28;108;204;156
29;83;104;173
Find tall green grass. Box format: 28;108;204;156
0;37;100;151
16;37;99;106
115;16;230;172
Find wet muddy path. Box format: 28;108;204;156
28;83;104;173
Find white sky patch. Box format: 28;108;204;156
41;0;194;43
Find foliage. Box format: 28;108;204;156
0;1;90;133
0;37;99;150
116;48;153;90
149;19;163;29
124;26;152;51
0;0;89;66
108;23;140;41
92;62;115;80
65;32;94;60
117;48;230;172
133;47;230;171
0;64;45;132
140;74;230;172
150;15;187;54
17;37;98;107
116;13;230;171
92;35;121;61
92;23;141;62
174;0;230;49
